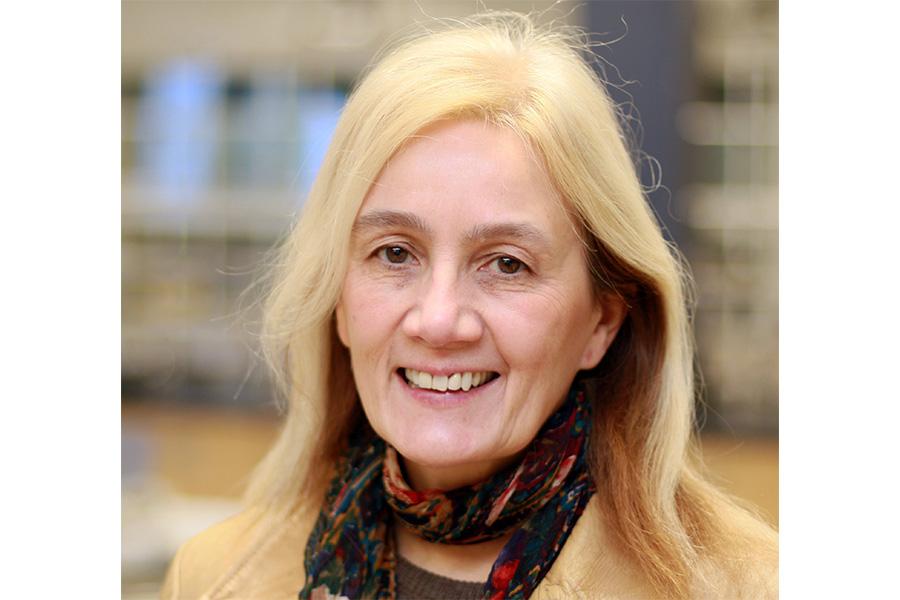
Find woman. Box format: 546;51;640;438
163;12;777;600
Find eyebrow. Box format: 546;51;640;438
464;222;550;252
352;208;550;252
352;210;432;236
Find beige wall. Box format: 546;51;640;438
124;403;778;527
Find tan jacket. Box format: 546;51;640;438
161;496;777;599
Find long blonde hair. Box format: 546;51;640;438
246;11;775;598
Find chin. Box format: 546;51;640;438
386;416;525;489
392;423;481;465
390;417;502;469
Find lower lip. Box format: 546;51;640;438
395;371;499;408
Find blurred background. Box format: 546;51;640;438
121;1;777;597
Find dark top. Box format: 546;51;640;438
396;555;485;600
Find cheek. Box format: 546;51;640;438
487;288;589;369
340;272;408;355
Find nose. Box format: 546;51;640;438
402;268;483;348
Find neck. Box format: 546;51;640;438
402;452;522;491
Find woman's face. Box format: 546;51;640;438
336;120;623;490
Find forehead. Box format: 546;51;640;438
358;120;576;240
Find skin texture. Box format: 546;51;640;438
335;119;626;580
336;119;625;495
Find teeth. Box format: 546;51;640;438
461;372;472;391
433;374;448;391
403;368;494;392
448;373;461;391
419;370;432;388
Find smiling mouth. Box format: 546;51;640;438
399;368;499;392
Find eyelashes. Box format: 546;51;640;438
371;244;531;278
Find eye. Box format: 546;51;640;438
495;255;523;274
381;245;410;264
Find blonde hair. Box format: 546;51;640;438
246;11;775;598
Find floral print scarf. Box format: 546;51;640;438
299;384;594;600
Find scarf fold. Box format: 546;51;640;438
300;384;594;600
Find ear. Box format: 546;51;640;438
335;301;350;348
578;292;628;371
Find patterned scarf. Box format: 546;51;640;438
299;385;594;600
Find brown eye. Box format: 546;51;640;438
383;246;409;264
496;256;522;274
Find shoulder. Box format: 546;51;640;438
160;510;264;600
161;504;319;600
534;496;778;600
534;496;658;599
696;505;779;599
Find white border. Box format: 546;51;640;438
1;1;120;596
781;0;899;595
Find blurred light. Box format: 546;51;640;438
135;60;224;204
295;87;345;201
228;72;299;187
